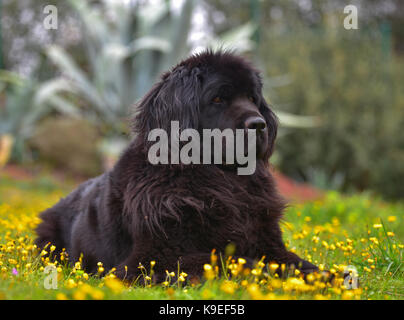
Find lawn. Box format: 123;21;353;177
0;172;402;300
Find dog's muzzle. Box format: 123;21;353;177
244;116;268;159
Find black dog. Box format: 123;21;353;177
35;50;318;281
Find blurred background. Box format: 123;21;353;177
0;0;403;200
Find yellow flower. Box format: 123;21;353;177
210;249;218;265
251;269;262;276
247;284;263;300
203;264;215;280
220;280;238;295
203;264;212;271
56;293;68;300
342;290;354;300
73;290;86;300
79;283;93;294
373;224;382;229
105;277;124;294
306;274;315;282
66;279;77;288
270;278;282;289
387;216;396;222
269;263;279;273
91;289;105;300
201;289;212;299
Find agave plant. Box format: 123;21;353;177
44;0;205;128
42;0;258;164
0;70;78;163
41;0;318;167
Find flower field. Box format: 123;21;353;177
0;173;402;300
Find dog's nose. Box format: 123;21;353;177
244;117;267;131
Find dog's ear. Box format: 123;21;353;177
133;66;201;140
259;97;278;159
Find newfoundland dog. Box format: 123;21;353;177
35;50;319;281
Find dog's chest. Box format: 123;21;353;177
172;204;262;254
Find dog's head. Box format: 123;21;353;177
133;50;278;165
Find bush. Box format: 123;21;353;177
30;117;102;176
261;25;404;199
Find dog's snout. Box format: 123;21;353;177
244;117;267;131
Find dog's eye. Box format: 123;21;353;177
212;96;223;104
248;96;255;103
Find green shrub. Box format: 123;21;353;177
30;117;102;176
261;26;404;199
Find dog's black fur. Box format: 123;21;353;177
35;50;318;280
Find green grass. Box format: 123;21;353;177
0;172;402;300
